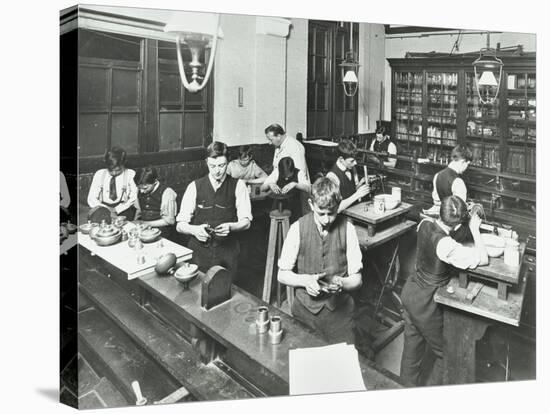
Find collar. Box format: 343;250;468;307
336;158;348;172
208;174;227;188
276;135;288;152
448;161;461;174
312;215;331;236
435;219;451;235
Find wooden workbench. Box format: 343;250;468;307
434;253;529;385
343;201;414;237
78;244;403;398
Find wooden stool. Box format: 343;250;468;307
262;208;293;312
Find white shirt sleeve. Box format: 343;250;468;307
346;221;363;275
264;169;279;185
160;187;178;221
235;179;253;222
388;142;397;156
369;140;375;151
176;182;197;224
297;170;308;185
325;171;340;186
60;172;70;208
432;173;441;205
451;177;467;202
436;236;482;269
115;170;137;214
87;170;104;208
277;221;300;271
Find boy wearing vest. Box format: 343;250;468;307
134;166;178;241
326;139;370;213
424;144;474;242
369;126;397;168
277;177;363;347
87;146;137;219
176;141;252;280
400;195;488;386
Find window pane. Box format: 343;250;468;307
111;114;139;154
159;71;182;109
184;88;206;110
79;114;108;156
315;29;326;56
159;113;182;151
79;67;109;109
79;30;141;62
112;69;139;108
183;112;207;147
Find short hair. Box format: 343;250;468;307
104;146;127;170
310;177;342;211
238;145;253;160
136;166;158;186
440;195;468;227
451;145;473;162
264;123;285;136
206;141;228;159
278;157;297;181
376;126;386;135
337;139;357;159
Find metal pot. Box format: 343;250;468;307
94;225;122;246
155;253;177;275
140;227;161;243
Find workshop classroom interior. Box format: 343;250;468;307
59;3;537;409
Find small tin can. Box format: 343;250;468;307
374;195;386;215
392;187;402;202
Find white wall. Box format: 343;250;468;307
213;15;308;145
383;31;537;120
357;23;386;132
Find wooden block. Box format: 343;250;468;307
465;282;484;303
201;265;232;310
497;282;508;300
459;272;468;288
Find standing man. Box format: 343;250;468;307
326;139;370;212
400;196;488;386
176;141;252;280
264;123;310;191
87;146;138;219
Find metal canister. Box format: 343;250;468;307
392;187;402;202
374;195;386;215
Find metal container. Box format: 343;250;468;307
373;195;386;215
94;224;122;246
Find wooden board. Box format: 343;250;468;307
434;274;528;326
465;242;526;285
343;201;413;225
78;234;192;280
354;220;416;250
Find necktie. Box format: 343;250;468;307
109;176;117;201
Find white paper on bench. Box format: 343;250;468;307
289;343;366;395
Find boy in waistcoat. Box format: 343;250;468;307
176;141;252;280
326;139;370;212
370;126;397;168
400;195;488;387
134;166;177;241
277;177;363;347
87;146;137;219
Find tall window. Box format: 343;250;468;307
78;29;213;158
307;21;358;138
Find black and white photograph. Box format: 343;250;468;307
4;1;547;413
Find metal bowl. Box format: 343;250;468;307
174;263;199;285
79;222;94;235
94;227;122;246
481;234;505;257
379;194;400;210
140;227;161;243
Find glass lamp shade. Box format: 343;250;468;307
343;70;358;83
164;12;223;93
478;70;498;86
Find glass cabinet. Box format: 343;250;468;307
389;55;536;177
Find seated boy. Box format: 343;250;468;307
277;177;363;347
134;166;178;240
87;146;137;219
227;145;268;184
326;139;370;212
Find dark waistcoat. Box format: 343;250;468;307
138;183;168;221
329;165;356;200
373;139;391;161
295;213;349;314
415;220;451;287
191;175;238;228
435;167;459;201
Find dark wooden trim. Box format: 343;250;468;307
78;148;206;174
77;7;166;29
385;26;454;35
388;56;536;69
143;38;159;153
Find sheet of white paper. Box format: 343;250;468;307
289;343;367;395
